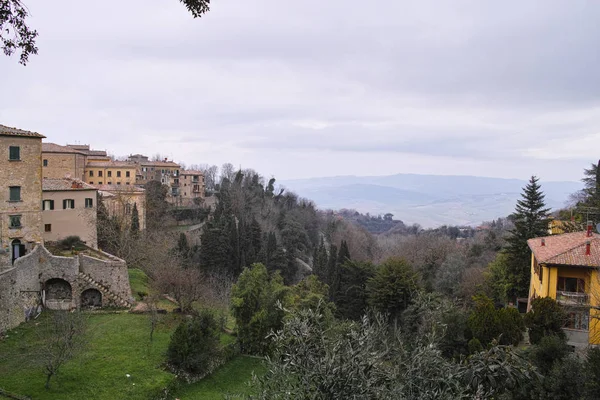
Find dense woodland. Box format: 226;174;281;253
90;161;600;399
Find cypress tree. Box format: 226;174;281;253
130;203;140;236
313;238;329;283
504;176;550;299
327;244;338;298
338;240;351;264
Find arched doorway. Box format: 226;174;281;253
45;278;72;301
11;239;26;264
80;289;102;308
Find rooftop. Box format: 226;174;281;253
42;143;85;154
528;231;600;268
0;124;45;138
95;184;145;193
86;161;137;168
181;170;204;175
42;178;97;191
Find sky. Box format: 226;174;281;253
1;0;599;182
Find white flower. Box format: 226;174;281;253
126;374;131;378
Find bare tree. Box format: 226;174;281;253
40;311;87;389
200;272;234;330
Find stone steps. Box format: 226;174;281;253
77;272;132;308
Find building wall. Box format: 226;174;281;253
0;244;132;333
0;136;43;266
42;190;98;248
42;153;86;181
102;191;146;231
85;165;137;186
590;269;600;345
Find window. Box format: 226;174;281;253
9;215;21;228
126;203;132;214
108;171;112;177
126;171;130;178
9;146;20;160
558;277;585;293
43;159;48;167
43;199;55;210
89;171;94;177
98;181;103;185
63;199;75;209
45;224;52;232
117;171;121;177
564;309;589;331
98;171;103;177
108;181;112;185
9;186;21;202
125;182;130;185
85;198;93;208
117;182;121;185
89;181;94;185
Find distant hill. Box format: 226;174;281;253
280;174;582;228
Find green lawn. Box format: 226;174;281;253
170;356;266;400
0;312;263;400
129;268;150;300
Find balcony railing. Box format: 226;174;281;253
556;291;589;306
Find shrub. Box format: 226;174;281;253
58;236;84;250
497;307;525;346
524;297;566;344
583;347;600;399
528;335;569;372
467;294;501;346
468;338;483;354
166;310;222;376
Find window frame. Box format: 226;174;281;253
9;146;20;161
9;215;22;229
43;159;48;167
44;224;52;232
9;186;21;202
42;199;55;210
63;199;75;209
85;198;94;208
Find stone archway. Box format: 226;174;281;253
80;288;102;308
11;239;26;264
45;278;72;301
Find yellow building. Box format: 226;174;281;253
85;161;137;186
0;124;45;265
97;185;146;231
528;230;600;346
179;170;205;206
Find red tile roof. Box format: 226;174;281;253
42;143;85;154
42;178;97;191
0;124;45;138
528;231;600;268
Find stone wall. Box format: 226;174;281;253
42;153;86;181
0;244;132;333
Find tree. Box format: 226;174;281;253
130;202;140;236
145;181;169;231
154;261;203;313
334;260;375;320
504;176;550;299
166;310;222;376
230;263;289;355
524;297;567;344
1;0;211;65
40;311;87;389
366;258;419;321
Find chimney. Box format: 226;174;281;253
586;241;591;255
587;221;593;237
541;238;545;246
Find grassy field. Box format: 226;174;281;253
0;269;262;399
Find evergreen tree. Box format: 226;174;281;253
326;244;338;291
338;240;351;264
504;176;550;299
130;202;140;236
333;260;376;320
313;238;329;283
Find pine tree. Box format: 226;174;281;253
504;176;550;299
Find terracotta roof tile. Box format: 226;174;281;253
528;231;600;268
42;143;85;154
94;184;145;193
0;124;45;138
181;170;204;175
42;178;97;191
86;161;136;168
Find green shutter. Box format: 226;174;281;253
9;146;20;160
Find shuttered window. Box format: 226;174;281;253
9;146;20;160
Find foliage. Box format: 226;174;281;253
288;274;335;320
583;347;600;399
333;260;375;320
57;235;84;250
434;251;467;297
365;258;419;321
166;310;222;376
528;334;569;372
504;176;550;299
524;297;566;345
130;202;140;235
0;0;38;64
485;252;513;304
532;354;584;400
230;263;289;355
467;294;524;347
40;311;87;389
145;181;170;231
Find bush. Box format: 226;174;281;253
166;310;222;376
497;307;525;346
468;295;501;346
583;347;600;399
58;236;84;250
524;297;566;344
528;335;569;372
468;338;483;354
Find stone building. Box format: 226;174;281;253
0;125;44;266
127;154;181;200
179;170;205;206
97;184;146;231
42;178;98;248
41;143;87;181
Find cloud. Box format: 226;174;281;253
0;0;599;182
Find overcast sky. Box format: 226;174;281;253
1;0;599;182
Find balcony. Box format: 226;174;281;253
556;291;589;306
